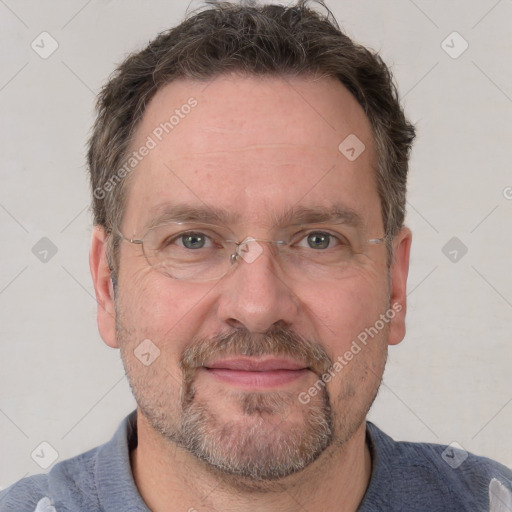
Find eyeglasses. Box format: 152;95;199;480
116;222;388;282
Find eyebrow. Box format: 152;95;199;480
272;205;363;228
143;203;363;231
144;203;239;231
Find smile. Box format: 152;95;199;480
202;357;311;389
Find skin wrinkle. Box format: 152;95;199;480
168;142;337;158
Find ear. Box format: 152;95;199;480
89;226;118;348
387;226;412;346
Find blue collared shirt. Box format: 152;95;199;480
1;411;511;511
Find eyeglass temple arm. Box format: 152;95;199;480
115;228;143;245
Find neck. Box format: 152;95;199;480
131;411;372;512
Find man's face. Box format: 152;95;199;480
102;75;408;481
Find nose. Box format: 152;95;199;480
216;240;299;333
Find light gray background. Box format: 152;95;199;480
1;0;511;489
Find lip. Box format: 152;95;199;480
204;357;308;372
202;357;310;389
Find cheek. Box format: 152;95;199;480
298;265;389;351
116;267;219;360
294;269;390;417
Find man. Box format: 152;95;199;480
1;1;511;511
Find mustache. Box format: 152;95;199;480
180;324;333;381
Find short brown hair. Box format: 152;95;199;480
87;0;415;276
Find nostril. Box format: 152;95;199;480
226;319;246;331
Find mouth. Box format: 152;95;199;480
201;357;311;389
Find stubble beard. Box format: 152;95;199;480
171;382;334;482
119;320;386;485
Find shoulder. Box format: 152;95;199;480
0;474;50;512
0;446;102;512
0;412;139;512
362;422;512;511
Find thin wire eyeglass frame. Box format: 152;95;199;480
115;224;389;282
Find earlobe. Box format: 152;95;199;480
89;226;118;348
387;227;412;346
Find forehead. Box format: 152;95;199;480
122;74;380;231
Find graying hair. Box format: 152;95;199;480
87;0;415;276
